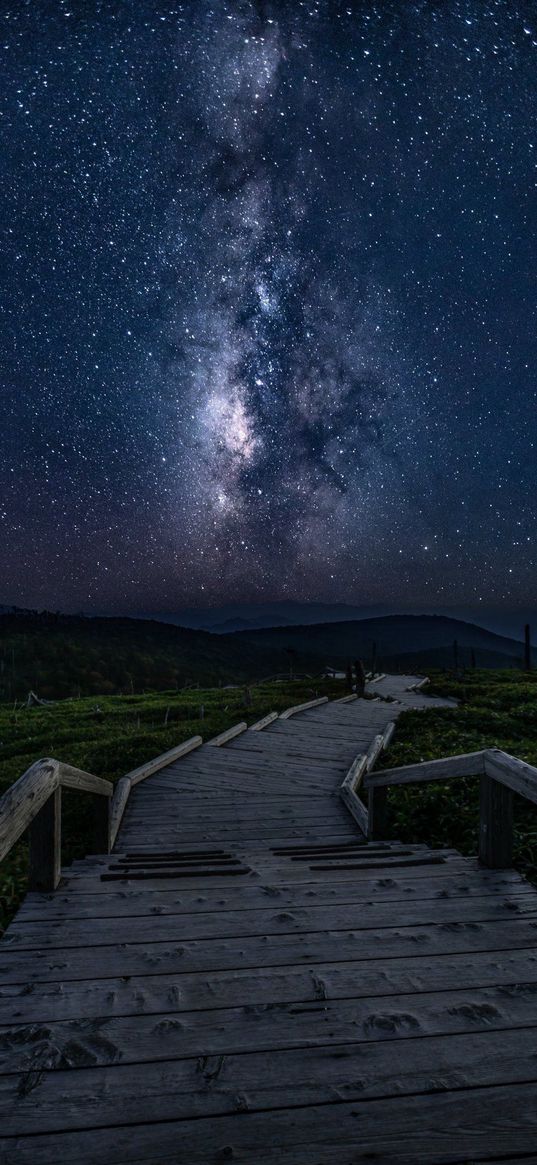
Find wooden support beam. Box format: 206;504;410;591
479;773;513;869
109;777;132;849
365;723;396;841
91;792;111;854
29;787;61;891
368;785;389;841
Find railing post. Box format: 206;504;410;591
368;786;389;840
29;787;62;890
92;793;111;853
479;773;513;868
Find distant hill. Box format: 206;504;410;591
147;601;395;633
0;610;322;700
230;614;527;671
142;601;534;642
0;608;530;701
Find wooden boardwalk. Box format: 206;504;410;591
3;676;537;1162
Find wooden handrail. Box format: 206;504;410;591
0;758;113;891
207;723;247;747
109;735;203;846
249;711;279;731
339;722;396;837
361;748;537;869
279;696;328;719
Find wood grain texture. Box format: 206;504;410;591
109;777;132;848
364;750;486;789
0;758;59;861
485;748;537;806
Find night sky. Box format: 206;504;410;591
2;1;536;615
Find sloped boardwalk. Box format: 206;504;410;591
3;677;537;1162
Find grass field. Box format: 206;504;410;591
384;669;537;876
0;677;345;933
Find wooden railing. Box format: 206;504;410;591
360;748;537;868
0;693;350;895
0;758;113;891
110;736;202;847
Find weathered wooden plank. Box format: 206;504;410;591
231;732;357;754
157;754;346;780
267;720;382;742
129;790;340;808
119;808;351;831
5;1026;537;1137
3;941;537;1024
73;841;456;863
177;741;349;764
479;771;514;869
56;856;474;895
118;823;360;845
143;771;341;796
13;869;531;926
5;891;537;951
7;979;537;1075
5;1081;537;1164
4;901;537;984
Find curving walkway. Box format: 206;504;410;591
2;676;537;1163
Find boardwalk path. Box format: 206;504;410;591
3;676;537;1162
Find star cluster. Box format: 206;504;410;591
1;1;536;613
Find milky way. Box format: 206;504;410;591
1;1;536;612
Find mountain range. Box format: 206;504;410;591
139;601;535;642
0;607;530;699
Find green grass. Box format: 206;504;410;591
0;677;345;933
382;669;537;878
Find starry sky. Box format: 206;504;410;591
1;0;536;615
